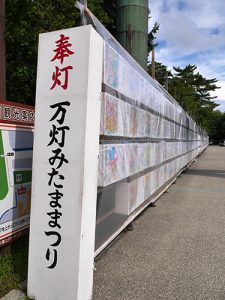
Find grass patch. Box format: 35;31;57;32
0;236;29;298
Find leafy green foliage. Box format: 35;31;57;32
169;65;220;130
5;0;112;105
148;61;172;88
102;0;116;36
148;21;160;52
6;0;79;104
89;0;113;28
0;236;29;298
171;65;219;106
148;62;223;137
210;110;225;142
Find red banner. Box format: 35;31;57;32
0;100;35;126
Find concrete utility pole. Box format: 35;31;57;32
116;0;148;70
0;0;5;99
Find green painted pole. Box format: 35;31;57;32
116;0;148;70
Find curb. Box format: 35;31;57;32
0;280;27;300
0;289;26;300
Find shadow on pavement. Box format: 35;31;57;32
184;169;225;178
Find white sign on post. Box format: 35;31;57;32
27;25;103;300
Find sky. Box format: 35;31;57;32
148;0;225;111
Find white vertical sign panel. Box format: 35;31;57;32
28;25;103;300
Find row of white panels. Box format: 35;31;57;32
115;144;207;215
98;141;208;187
100;93;207;140
103;42;206;137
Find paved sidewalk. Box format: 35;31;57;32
93;146;225;300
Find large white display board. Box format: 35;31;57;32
28;25;103;300
0;101;34;247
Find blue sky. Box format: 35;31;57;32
148;0;225;111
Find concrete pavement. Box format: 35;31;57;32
93;146;225;300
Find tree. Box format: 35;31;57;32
5;0;112;105
147;61;172;89
147;21;159;53
169;65;219;126
148;62;222;136
6;1;159;104
210;111;225;142
102;0;116;36
206;109;223;141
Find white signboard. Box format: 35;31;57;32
28;25;103;300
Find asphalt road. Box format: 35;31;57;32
93;146;225;300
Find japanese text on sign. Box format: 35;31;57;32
50;34;74;90
46;34;74;269
0;104;35;125
46;101;71;269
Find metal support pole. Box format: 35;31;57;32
76;0;88;25
127;24;132;54
151;47;155;79
0;0;6;99
116;0;148;70
80;0;87;6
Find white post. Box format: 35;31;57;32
27;25;103;300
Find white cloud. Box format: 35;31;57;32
187;0;225;29
148;0;225;87
211;81;225;101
